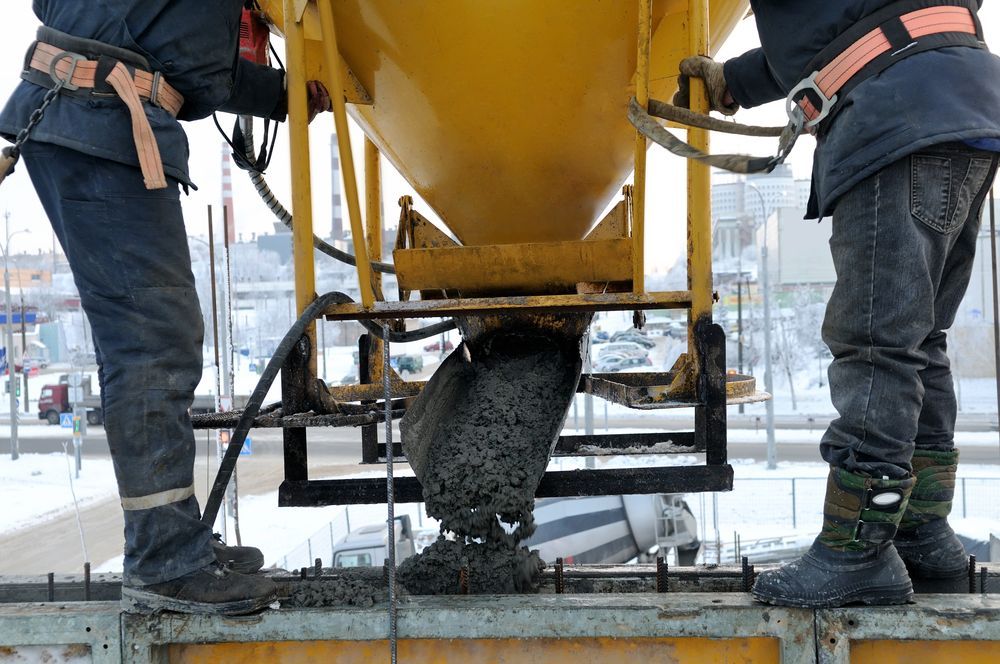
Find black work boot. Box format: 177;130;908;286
212;533;265;574
121;562;279;615
893;449;968;592
752;467;915;608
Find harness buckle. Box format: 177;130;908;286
785;71;838;129
48;50;87;92
149;71;163;109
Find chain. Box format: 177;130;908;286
9;81;64;155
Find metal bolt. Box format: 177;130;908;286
84;562;91;602
47;572;54;602
300;567;307;581
982;567;989;595
459;565;469;595
555;558;565;594
741;556;751;593
314;558;322;578
969;555;977;594
656;556;668;593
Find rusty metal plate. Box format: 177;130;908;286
583;372;763;409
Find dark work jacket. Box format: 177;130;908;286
723;0;1000;218
0;0;287;187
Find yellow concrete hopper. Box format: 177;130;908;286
262;0;748;299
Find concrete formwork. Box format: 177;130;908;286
1;593;999;663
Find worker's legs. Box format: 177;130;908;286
819;143;998;478
21;142;215;586
895;150;999;584
754;144;997;608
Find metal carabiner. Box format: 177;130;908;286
785;71;838;129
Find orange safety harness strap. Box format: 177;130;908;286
25;40;185;190
786;0;985;132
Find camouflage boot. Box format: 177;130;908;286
752;467;915;608
893;449;967;591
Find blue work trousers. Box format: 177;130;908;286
821;143;999;478
22;142;215;586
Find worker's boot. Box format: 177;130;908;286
752;468;915;608
121;562;279;615
893;449;968;592
212;533;265;574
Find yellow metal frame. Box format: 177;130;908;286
317;1;375;309
632;0;651;294
283;0;318;375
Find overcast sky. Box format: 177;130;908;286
0;5;996;274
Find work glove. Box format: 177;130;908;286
672;55;739;116
307;80;332;123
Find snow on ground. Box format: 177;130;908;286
15;451;999;574
0;452;117;535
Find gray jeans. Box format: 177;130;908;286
821;143;999;479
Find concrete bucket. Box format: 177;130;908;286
259;0;749;593
262;0;747;248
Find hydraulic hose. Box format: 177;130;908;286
238;115;396;274
201;291;452;526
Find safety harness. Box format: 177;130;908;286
631;0;987;174
11;27;184;190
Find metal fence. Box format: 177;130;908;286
697;477;1000;565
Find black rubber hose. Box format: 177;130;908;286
239;116;396;274
202;291;342;526
201;291;453;526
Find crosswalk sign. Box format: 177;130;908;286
60;413;74;428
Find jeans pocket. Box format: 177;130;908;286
910;155;953;233
911;153;995;234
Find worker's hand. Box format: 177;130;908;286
672;56;739;116
307;80;332;123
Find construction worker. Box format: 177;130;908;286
676;0;1000;607
0;2;331;614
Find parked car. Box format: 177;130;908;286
423;340;455;352
591;330;610;344
617;334;655;349
594;353;652;372
597;341;647;359
610;329;656;348
391;354;424;375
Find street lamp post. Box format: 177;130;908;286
745;184;777;470
2;211;29;461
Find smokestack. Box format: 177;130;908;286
221;144;237;245
330;133;344;242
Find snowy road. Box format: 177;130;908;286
7;424;1000;465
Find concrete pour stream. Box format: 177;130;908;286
398;330;583;594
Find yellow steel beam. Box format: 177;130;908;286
392;239;633;295
852;641;1000;664
171;636;780;663
687;0;713;331
632;0;651;293
283;0;317;374
317;0;376;308
323;291;692;321
364;138;383;293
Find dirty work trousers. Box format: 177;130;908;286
821;142;999;479
23;142;215;586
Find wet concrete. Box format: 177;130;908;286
399;328;584;594
279;569;389;608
